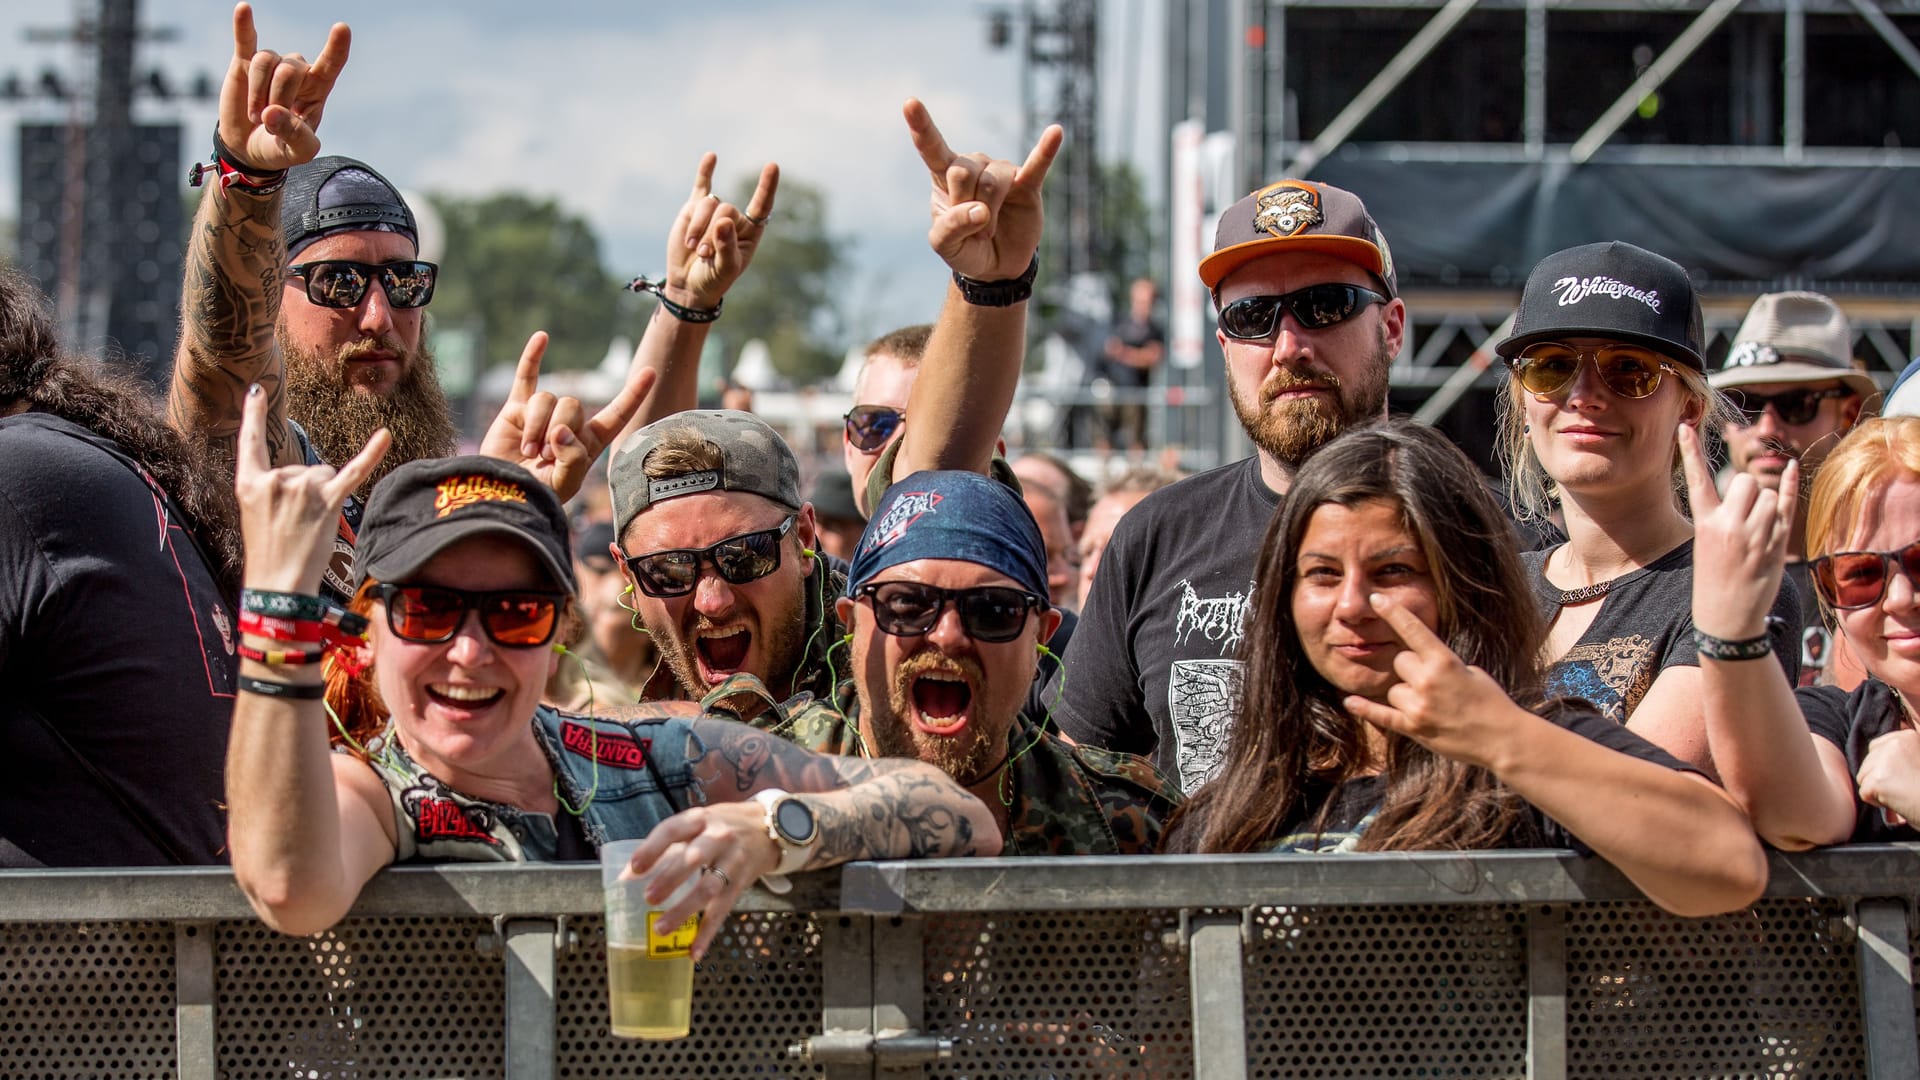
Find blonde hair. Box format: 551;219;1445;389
1496;360;1738;523
1805;417;1920;566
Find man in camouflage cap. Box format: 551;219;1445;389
609;410;845;704
768;469;1176;856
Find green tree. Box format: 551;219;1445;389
1096;160;1156;304
714;175;848;385
427;193;623;373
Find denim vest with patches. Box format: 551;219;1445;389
369;705;703;863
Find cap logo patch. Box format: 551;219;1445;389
863;491;942;555
1374;226;1395;284
647;470;721;503
1253;184;1323;237
435;476;528;518
1551;275;1662;313
1725;342;1781;369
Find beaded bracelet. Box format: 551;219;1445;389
236;674;326;700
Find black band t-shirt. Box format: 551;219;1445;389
1798;678;1918;843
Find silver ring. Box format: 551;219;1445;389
745;212;770;228
703;864;730;887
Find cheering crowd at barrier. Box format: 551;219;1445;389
7;3;1920;944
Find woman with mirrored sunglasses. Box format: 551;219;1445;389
1492;242;1799;772
1160;422;1765;918
1691;417;1920;847
223;392;999;939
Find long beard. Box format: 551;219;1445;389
282;335;460;499
866;651;1003;785
1230;333;1393;468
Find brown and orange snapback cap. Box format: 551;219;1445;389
1198;179;1397;297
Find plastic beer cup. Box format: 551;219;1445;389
600;839;699;1039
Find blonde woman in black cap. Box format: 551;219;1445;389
222;389;998;944
1495;242;1799;770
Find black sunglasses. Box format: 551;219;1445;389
1217;284;1388;340
373;584;562;648
619;517;794;598
844;405;905;453
287;260;439;309
1726;386;1853;427
1811;537;1920;611
855;581;1046;644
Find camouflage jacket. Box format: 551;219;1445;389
709;676;1180;856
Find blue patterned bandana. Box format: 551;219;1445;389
848;471;1048;598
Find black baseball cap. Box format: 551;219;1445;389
1496;242;1704;370
355;456;574;592
282;156;418;260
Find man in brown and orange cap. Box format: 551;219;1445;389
1049;180;1406;792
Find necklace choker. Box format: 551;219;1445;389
1554;579;1613;606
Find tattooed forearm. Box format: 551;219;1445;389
800;768;991;868
170;182;292;466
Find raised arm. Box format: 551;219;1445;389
620;717;1000;958
612;154;780;450
226;384;396;935
1682;425;1856;848
886;99;1063;487
170;3;349;470
1343;594;1769;918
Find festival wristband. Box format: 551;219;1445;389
241;590;332;620
238;644;325;666
236;674;326;700
239;612;326;643
1692;628;1774;661
626;275;722;323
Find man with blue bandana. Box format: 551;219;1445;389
747;470;1177;856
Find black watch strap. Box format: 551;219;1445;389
953;255;1038;307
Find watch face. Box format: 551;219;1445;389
775;797;816;845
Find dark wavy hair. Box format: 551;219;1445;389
0;267;242;595
1162;420;1555;854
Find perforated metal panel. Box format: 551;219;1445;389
922;910;1191;1078
215;916;505;1078
1566;898;1865;1077
1243;904;1528;1078
0;920;177;1078
554;912;826;1078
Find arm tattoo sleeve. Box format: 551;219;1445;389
170;182;292;467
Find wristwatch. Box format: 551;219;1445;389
953;255;1038;307
753;788;819;880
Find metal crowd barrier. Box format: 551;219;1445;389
3;847;1918;1078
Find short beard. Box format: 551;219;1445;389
1230;330;1392;468
866;650;1005;785
281;333;459;499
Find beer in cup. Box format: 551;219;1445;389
600;838;699;1039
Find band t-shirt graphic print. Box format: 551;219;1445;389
1050;456;1281;793
1523;541;1800;723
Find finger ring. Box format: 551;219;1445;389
745;213;770;228
703;864;731;886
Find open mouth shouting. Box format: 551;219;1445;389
894;653;986;739
694;624;754;683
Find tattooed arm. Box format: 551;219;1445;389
170;5;350;469
617;717;1001;958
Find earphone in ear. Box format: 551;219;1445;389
802;548;817;558
552;642;569;655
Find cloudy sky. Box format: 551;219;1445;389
0;0;1166;343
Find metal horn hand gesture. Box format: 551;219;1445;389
665;153;780;310
1680;423;1797;641
218;3;350;174
234;383;389;595
904;98;1062;282
479;331;658;504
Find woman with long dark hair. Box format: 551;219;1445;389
1161;421;1765;917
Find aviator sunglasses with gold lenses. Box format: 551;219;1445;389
1507;342;1677;400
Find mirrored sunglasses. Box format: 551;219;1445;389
844;405;905;453
621;517;794;598
287;260;438;309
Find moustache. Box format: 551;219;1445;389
1262;368;1341;404
892;649;985;694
